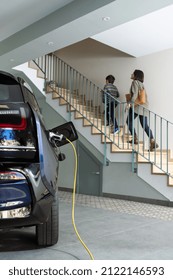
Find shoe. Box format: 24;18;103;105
113;128;120;135
150;140;159;151
106;121;113;127
127;137;138;144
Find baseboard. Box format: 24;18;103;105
58;186;73;193
58;187;173;207
102;192;173;207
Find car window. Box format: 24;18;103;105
22;86;40;111
0;73;23;102
0;84;9;101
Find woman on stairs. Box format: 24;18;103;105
126;69;158;151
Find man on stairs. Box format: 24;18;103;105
102;74;120;135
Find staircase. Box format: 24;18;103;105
23;55;173;200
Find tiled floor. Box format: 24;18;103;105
1;191;173;260
59;191;173;221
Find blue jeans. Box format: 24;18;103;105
126;108;153;139
106;101;118;129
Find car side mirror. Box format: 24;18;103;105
49;121;78;147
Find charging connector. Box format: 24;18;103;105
49;132;64;142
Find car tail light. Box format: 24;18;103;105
0;108;27;130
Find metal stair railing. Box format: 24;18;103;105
33;55;127;150
33;54;173;181
129;104;173;180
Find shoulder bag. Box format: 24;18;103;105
135;83;146;106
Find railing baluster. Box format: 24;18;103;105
103;94;108;166
160;117;162;170
131;102;135;173
117;99;120;146
81;75;84;115
167;121;169;174
58;57;60;88
142;107;145;156
148;110;151;162
89;81;92;121
154;113;157;164
122;103;124;149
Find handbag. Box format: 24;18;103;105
135;87;146;106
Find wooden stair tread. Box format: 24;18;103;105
152;163;173;174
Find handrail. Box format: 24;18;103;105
33;54;173;181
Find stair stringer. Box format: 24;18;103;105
137;162;173;200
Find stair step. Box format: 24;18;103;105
67;105;76;112
59;98;68;105
83;119;92;126
46;85;56;93
74;111;83;119
83;117;102;127
52;92;60;99
111;143;132;153
138;151;173;164
101;130;123;143
28;61;38;70
71;101;88;110
152;162;173;175
168;176;173;186
37;69;44;79
28;61;44;78
91;126;102;134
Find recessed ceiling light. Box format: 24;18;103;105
10;59;14;62
102;16;110;21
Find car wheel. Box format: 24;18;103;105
36;191;59;246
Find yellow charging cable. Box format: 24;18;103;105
66;138;94;260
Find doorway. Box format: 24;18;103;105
78;142;102;196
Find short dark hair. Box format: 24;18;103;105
106;75;115;84
133;70;144;83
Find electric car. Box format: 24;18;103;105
0;70;78;246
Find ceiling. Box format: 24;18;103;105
0;0;74;41
93;3;173;57
1;0;173;71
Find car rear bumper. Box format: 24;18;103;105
0;193;54;228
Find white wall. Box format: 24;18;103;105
103;162;167;201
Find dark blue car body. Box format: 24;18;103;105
0;70;77;246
